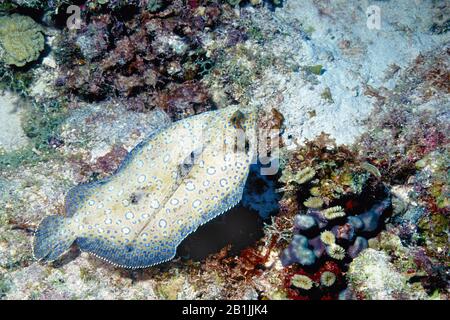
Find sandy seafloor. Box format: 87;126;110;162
249;0;448;145
0;0;448;300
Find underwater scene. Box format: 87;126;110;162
0;0;448;302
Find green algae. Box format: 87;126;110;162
0;147;40;169
418;213;449;251
304;25;316;37
0;276;12;299
154;274;186;300
22;100;68;150
207;42;275;104
0;100;68;171
0;64;34;96
247;24;266;43
0;2;18;13
305;64;324;75
79;267;97;283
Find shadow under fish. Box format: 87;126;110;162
33;105;261;269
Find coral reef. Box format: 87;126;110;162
368;231;448;299
275;43;449;298
0;63;34;95
358;47;449;183
280;193;391;266
0;0;447;301
355;46;449;298
259;133;391;299
0;14;45;67
283;261;343;300
279;133;375;206
54;0;223;119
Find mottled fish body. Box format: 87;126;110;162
33;105;258;268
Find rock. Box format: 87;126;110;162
0;92;29;152
347;249;428;300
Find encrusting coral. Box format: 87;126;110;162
0;14;45;67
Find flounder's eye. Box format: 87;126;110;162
230;110;246;129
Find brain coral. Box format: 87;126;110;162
0;14;44;66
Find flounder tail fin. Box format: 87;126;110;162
33;215;76;262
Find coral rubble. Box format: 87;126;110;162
55;0;223;119
346;249;428;300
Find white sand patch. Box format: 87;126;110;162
0;92;28;152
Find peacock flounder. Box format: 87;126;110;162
33;105;259;268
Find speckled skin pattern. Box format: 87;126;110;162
33;105;258;268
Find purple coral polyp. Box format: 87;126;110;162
348;236;369;259
281;196;391;267
281;234;317;266
294;214;317;231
